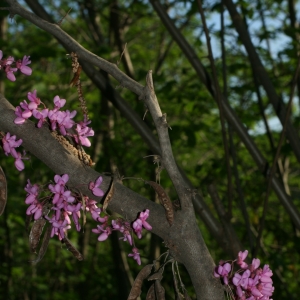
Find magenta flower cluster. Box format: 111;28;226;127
0;50;32;81
1;89;95;172
1;132;27;171
24;174;152;264
88;176;152;265
14;90;94;147
214;250;274;299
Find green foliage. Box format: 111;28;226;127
1;0;300;299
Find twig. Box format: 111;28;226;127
142;71;190;208
57;7;72;26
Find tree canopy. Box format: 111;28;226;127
0;0;300;299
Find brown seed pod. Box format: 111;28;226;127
127;264;153;300
102;179;114;211
0;166;7;216
146;283;156;300
62;237;84;261
155;280;165;300
29;218;47;253
146;181;174;226
69;65;82;87
29;225;51;264
29;204;51;253
148;268;163;281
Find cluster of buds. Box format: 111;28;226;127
0;50;32;81
214;250;274;299
24;174;152;265
0;132;27;171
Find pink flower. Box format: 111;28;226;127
89;176;104;197
51;219;71;240
24;179;39;204
16;55;32;75
32;109;49;128
2;132;22;157
53;95;66;109
57;110;76;135
214;262;231;285
133;219;143;239
27;90;40;110
66;203;82;231
233;269;250;289
132;209;152;238
92;224;112;241
138;209;152;230
128;247;141;265
237;250;248;269
249;258;260;272
14;106;27;124
5;65;17;81
26;201;43;220
74;120;94;147
14;152;25;171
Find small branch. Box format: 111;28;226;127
142;71;191;208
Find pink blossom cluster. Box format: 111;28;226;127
88;176;152;265
0;132;27;171
14;90;94;148
0;50;32;81
25;174;81;239
214;250;274;300
24;174;152;264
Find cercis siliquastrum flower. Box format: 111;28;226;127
24;174;152;264
88;176;152;265
0;49;32;81
1;89;95;172
214;250;274;299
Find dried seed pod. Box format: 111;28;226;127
148;268;163;281
29;225;51;264
146;283;156;300
29;204;51;253
102;179;114;211
29;218;47;253
146;181;174;225
62;237;84;261
155;280;165;300
0;166;7;216
127;264;153;300
69;65;82;87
